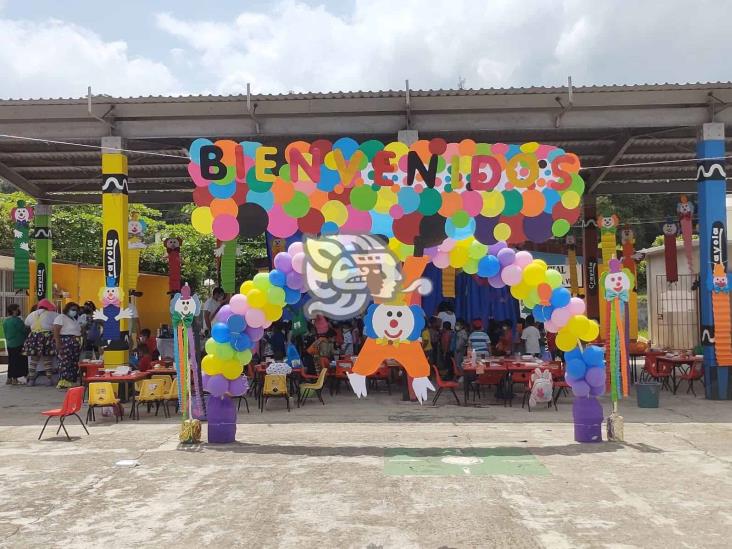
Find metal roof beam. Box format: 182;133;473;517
0;159;45;197
587;132;635;193
592;179;729;194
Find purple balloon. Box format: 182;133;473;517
497;247;516;266
286;271;303;290
487;275;506;288
424;246;439;258
206;374;229;397
585;366;606;388
245;325;264;342
571;380;591;398
228;375;249;397
214;304;233;324
274;252;293;273
589;384;605;397
202;373;211;386
488;241;507;255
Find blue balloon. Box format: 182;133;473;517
478;255;500;278
269;269;286;287
284;286;301;305
566;358;587;380
533;305;546;322
564;346;583;362
227;314;246;333
211;322;230;343
583;345;605;368
550;287;571;308
231;333;252;352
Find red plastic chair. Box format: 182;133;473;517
431;365;460;406
329;360;351;395
642;356;673;391
38;387;89;441
678;361;704;396
507;364;532;408
367;363;391;394
472;371;505;402
551;362;572;406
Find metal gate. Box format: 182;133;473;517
653;273;700;350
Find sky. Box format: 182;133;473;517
0;0;730;99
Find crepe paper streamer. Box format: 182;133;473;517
662;219;679;283
566;235;579;296
171;285;203;438
127;212;147;292
620;225;638;340
442;266;456;298
677;195;695;273
711;264;732;366
188;138;586;252
10;200;33;291
164;237;183;293
597;213;619;265
221;239;237;294
601;259;632;401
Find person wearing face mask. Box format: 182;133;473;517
53;302;82;389
3;304;29;385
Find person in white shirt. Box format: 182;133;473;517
437;304;456;334
22;299;58;385
203;287;226;335
53;302;83;389
521;318;542;357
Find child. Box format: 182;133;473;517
440;321;453;373
521;318;542;357
453;319;468;375
496;321;514;356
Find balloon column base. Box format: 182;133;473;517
607;411;625;442
206;395;237;443
179;419;202;444
572;397;603;443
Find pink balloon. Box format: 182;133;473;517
488;275;506;288
212;214;239;241
461;191;482;216
514;250;533;268
501;264;523;286
213;304;233;324
229;294;249;315
438;238;456;253
568;297;586;315
288;241;304;256
245;308;266;328
291;252;306;274
433;252;450;269
342;206;372;233
267;205;298;238
544;318;558;333
551;306;571;327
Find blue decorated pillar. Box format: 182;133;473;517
697;123;730;400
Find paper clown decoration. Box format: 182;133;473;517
127;212;147;292
597;213;619;265
170;284;205;440
711;264;732;366
601;259;633;402
10;200;33;291
677;195;695;273
93;277;133;345
345;255;435;404
662;218;679;283
164;237;183;294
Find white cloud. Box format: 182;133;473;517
156;0;732;94
0;17;180;98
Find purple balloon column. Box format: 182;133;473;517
573;396;603;443
207;395;237;443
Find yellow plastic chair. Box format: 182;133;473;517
298;367;328;407
132;379;167;420
163;379;180;416
86;382;122;423
151;375;173;395
260;374;290;412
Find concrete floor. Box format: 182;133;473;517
1;375;732;549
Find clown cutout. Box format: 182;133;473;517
93;277;133;345
597;213;619;265
662;218;679;283
127;212;147;293
677;195;695;273
710;264;732;366
164;237;183;294
345;255;435;404
170;284;204;440
620;225;639;340
10;200;33;291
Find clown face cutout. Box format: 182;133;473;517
164;237;182;252
620;227;634;244
662;221;678;236
366;303;424;343
605;270;630;294
598;215;619;232
100;285;122;305
171;291;200;317
677;196;694;216
128;219;146;237
11;205;33;224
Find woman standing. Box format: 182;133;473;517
3;304;28;384
23;299;57;385
53;302;82;389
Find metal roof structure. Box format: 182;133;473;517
1;82;731;205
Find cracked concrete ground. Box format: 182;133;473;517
1;374;732;549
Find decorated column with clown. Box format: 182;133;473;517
33;204;52;301
10;200;33;292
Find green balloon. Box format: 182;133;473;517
451;210;470;228
278;164;291;182
418;188;442;215
502;190;523;216
475;143;491;155
351;185;377;211
210;165;236;186
236;349;253;365
545;269;563;289
552;219;571;237
283;192;310;218
436;156;447;173
359;140;384;161
218;342;234;360
569;173;585;195
463;258;479;274
247;166;273;192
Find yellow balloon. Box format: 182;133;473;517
191;207;213;234
580;320;600;342
567;314;590;338
322;200;348;224
481;191;505;217
510;282;530;300
263;302;283;322
449;246;469;268
201;354;222;376
247;288;266;308
522;263;546;286
240;280;254;294
561;191;580;209
556;330;578;352
220;359;242;380
494;222;511;242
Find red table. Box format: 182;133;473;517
148;368;177;376
655;355;703;394
84;370;150;402
461;358;558;405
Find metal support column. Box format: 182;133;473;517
33;203;53;302
582;195;599;320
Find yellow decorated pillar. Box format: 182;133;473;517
101;137;130;366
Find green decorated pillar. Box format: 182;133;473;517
33;203;53;301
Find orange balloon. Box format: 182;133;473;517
520;189;546;217
210;198;238;217
284;140;310;163
458;139;477;156
213;139;239;166
537;282;552;305
309;190;329;210
271;178;295;204
410;139;432;162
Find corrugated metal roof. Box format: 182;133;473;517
2;81;732;104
